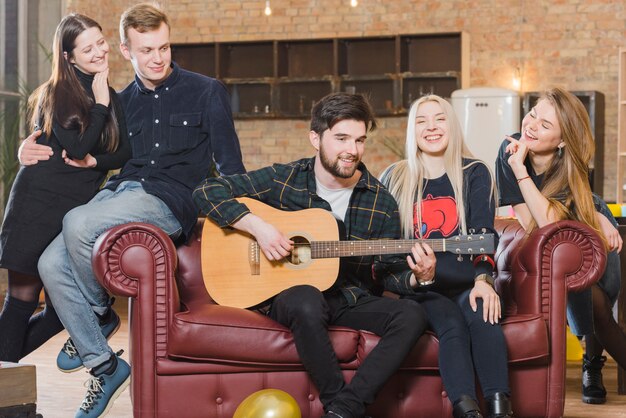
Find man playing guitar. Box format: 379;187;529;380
193;92;427;418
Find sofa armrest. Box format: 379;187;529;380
498;219;607;316
495;220;607;417
92;222;180;359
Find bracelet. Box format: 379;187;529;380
516;175;531;184
473;254;495;269
418;278;435;286
475;274;495;287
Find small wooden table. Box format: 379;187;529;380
0;362;37;417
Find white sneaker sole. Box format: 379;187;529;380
97;373;131;418
57;320;122;374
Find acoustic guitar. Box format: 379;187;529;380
201;197;495;308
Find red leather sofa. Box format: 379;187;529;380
93;218;607;418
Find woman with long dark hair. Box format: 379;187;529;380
0;13;130;362
496;87;623;404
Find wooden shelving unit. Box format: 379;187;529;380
172;33;469;119
617;48;626;203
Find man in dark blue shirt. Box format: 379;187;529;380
21;4;245;417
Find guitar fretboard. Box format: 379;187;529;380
297;235;494;258
308;239;442;258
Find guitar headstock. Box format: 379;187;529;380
444;233;495;254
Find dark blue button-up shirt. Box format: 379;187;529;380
106;63;245;240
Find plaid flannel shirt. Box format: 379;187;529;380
193;157;401;305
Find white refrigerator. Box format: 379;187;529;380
451;87;520;173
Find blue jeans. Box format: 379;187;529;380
39;181;181;369
567;197;621;336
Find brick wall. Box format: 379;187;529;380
65;0;626;199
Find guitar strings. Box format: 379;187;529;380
291;235;493;256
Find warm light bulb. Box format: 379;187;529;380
350;0;358;6
264;0;272;15
512;67;521;90
512;76;521;90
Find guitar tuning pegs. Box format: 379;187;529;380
457;254;463;262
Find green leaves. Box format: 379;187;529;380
0;83;31;217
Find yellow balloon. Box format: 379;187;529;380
234;389;302;418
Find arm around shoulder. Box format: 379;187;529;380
18;130;52;166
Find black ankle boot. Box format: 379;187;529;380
453;395;483;418
486;392;513;418
582;354;607;404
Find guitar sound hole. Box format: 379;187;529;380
289;236;311;265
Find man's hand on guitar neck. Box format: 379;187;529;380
233;213;294;261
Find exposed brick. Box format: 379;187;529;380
64;0;625;200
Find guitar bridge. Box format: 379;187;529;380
249;240;260;275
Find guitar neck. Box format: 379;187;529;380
308;239;446;258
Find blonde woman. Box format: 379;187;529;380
377;95;512;418
496;87;623;404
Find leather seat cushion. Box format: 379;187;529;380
167;306;548;368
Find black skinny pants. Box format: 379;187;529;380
269;285;427;418
403;288;510;405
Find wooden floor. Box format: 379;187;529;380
17;298;626;417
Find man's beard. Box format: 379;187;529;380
319;144;360;179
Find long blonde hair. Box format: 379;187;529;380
381;95;496;239
530;87;602;239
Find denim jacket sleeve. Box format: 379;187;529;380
592;193;619;228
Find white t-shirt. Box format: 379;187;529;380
315;178;356;222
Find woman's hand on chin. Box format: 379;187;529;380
505;135;529;178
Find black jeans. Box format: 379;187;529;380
269;285;427;418
404;288;510;405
